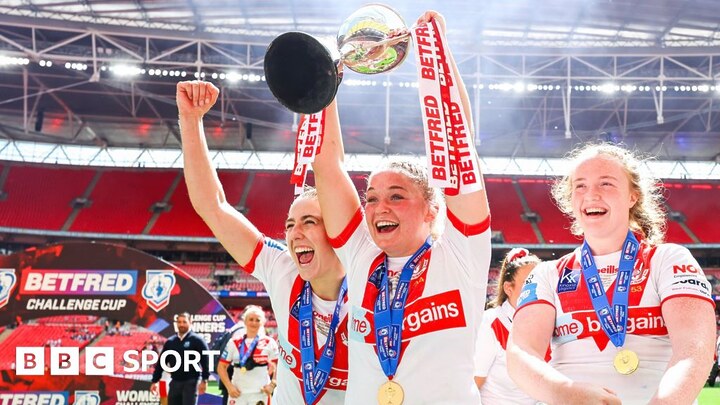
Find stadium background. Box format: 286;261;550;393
0;0;718;403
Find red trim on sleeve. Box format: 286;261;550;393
514;299;555;317
447;209;490;237
328;207;363;248
661;294;716;309
219;358;231;364
240;238;264;274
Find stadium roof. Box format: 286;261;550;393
0;0;720;162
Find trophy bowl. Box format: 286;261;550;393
264;4;411;114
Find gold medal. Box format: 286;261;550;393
377;380;404;405
239;366;247;373
613;349;639;375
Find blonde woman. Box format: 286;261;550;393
507;143;716;404
218;306;278;405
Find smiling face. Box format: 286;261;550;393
285;196;342;283
365;170;436;257
243;310;264;335
570;155;638;247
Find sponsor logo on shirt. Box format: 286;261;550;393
264;238;286;252
557;267;580;294
670;264;710;298
553;307;667;349
517;283;538;308
673;264;701;275
350;290;467;341
403;290;466;338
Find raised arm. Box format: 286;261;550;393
177;81;262;266
417;11;489;226
507;304;621;405
649;298;716;404
311;99;362;239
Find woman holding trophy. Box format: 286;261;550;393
279;9;492;405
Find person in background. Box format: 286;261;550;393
218;305;279;405
151;313;210;405
507;143;716;405
475;248;542;404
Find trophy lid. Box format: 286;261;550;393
264;32;339;114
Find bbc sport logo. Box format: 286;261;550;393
15;347;222;376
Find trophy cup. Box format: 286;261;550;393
263;4;411;114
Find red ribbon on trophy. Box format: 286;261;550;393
290;110;326;195
411;19;483;196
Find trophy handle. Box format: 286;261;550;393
264;32;341;114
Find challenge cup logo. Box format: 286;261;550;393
74;391;100;405
142;270;176;312
0;269;17;309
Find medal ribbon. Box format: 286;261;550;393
291;110;326;195
374;237;432;379
236;335;259;368
411;19;482;196
299;278;347;405
579;231;639;349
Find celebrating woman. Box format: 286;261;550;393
177;81;348;404
507;143;716;405
311;11;491;405
474;248;542;405
218;306;279;405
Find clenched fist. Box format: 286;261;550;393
176;80;220;118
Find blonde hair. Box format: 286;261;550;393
550;143;665;245
242;305;266;324
490;248;541;308
368;159;446;239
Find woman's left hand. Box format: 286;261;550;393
416;10;446;34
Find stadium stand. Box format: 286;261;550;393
70;169;178;234
517;178;579;244
151;171;250;237
0;163;717;246
0;165;94;230
664;181;720;243
485;177;538;243
244;172;295;238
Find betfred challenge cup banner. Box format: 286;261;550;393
0;242;232;404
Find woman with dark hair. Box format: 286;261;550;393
177;81;349;404
474;248;541;404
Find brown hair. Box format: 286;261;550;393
368;159;445;239
550;143;665;245
490;248;540;308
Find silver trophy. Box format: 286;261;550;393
264;4;411;114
